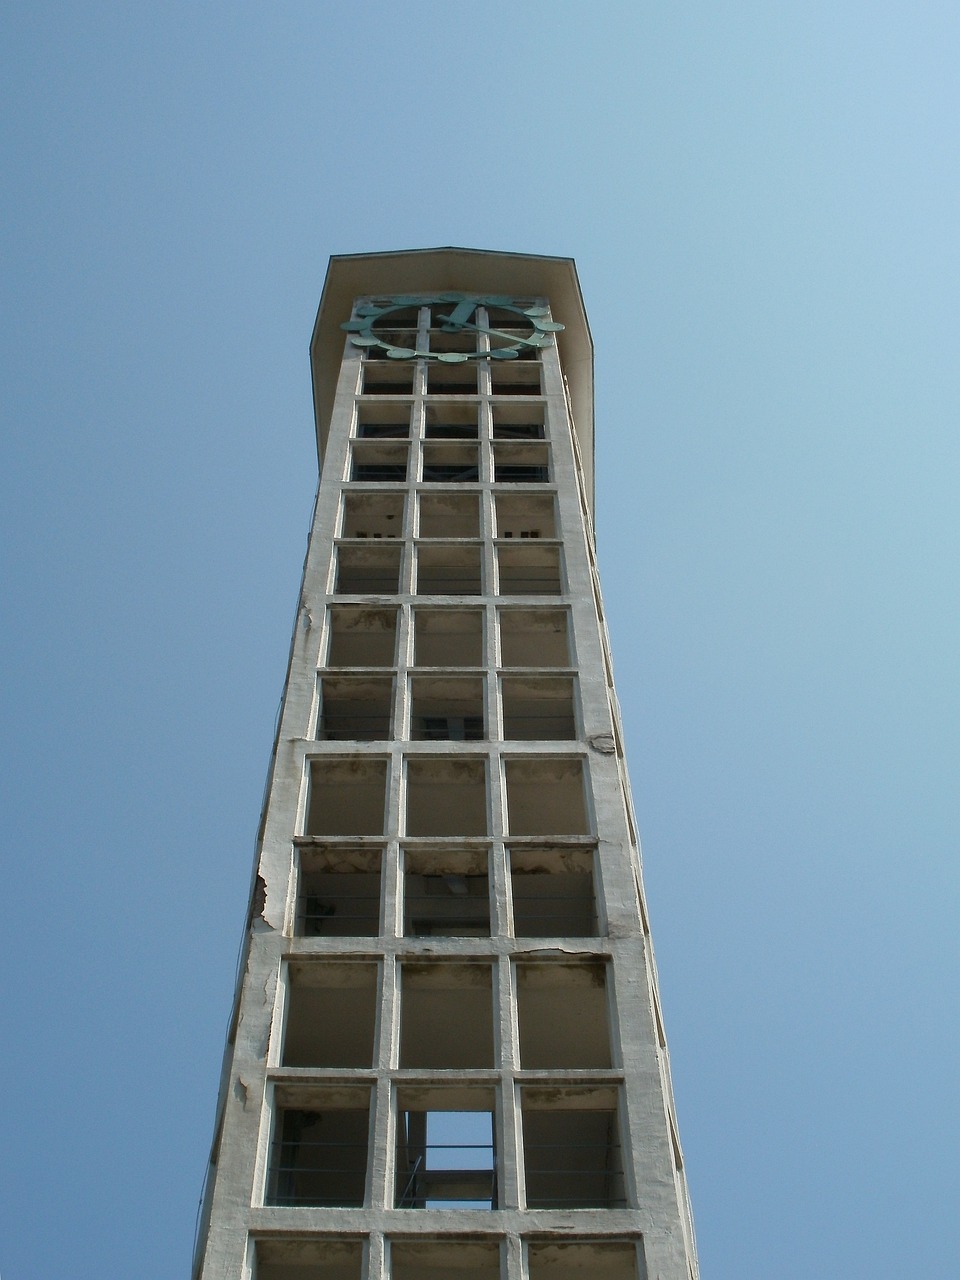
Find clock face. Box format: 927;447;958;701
341;292;563;361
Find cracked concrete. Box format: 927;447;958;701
194;252;698;1280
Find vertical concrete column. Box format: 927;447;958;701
199;934;280;1279
369;955;398;1210
485;625;501;749
378;953;400;1071
503;1232;526;1280
198;266;699;1280
591;763;644;939
397;523;414;597
490;839;510;936
381;839;402;938
497;1074;523;1212
386;746;404;843
479;392;494;487
642;1230;696;1280
394;603;413;743
410;388;425;497
364;1229;386;1280
368;1075;394;1211
481;489;498;608
488;745;506;842
496;951;522;1211
477;342;493;398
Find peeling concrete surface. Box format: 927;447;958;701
194;255;698;1280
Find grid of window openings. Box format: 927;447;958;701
261;300;644;1280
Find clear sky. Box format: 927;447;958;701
2;4;958;1277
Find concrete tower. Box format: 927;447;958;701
194;249;698;1280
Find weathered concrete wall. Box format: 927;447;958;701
195;263;698;1280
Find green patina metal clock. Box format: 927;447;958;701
341;292;564;362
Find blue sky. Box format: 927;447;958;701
2;4;958;1277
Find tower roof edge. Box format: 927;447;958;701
309;248;595;513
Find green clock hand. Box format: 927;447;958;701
438;299;479;330
435;315;552;348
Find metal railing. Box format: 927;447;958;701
336;574;401;593
493;424;544;439
351;465;408;481
424;425;479;439
425;379;478;394
318;712;391;740
298;893;381;936
396;1144;497;1209
416;574;483;594
266;1138;369;1207
490;378;541;395
523;1138;626;1208
356;424;409;438
494;466;549;483
501;713;576;739
422;465;480;482
412;715;484;741
496;575;562;594
512;894;597;936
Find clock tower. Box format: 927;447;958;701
194;249;699;1280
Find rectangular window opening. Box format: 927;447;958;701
510;848;597;937
411;676;485;742
489;363;541;395
282;962;378;1068
516;962;612;1069
498;608;570;667
391;1239;501;1280
399;965;495;1068
497;546;562;597
318;676;393;741
355;399;411;438
492;404;545;439
418;492;481;538
255;1237;364;1280
297;848;382;937
422;443;480;484
501;676;576;740
521;1091;626;1210
395;1096;497;1209
341;491;405;539
426;328;481;357
527;1241;639;1280
493;443;550;484
404;850;491;937
406;757;488;837
504;758;589;836
427;363;478;396
325;606;398;667
335;544;402;595
350;442;409;483
361;361;415;396
414;608;484;667
417;545;482;596
306;759;388;837
267;1095;370;1208
495;493;556;540
424;401;479;437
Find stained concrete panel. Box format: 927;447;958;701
391;1239;500;1280
516;962;611;1069
505;758;588;835
400;963;494;1068
283;963;378;1068
306;759;387;836
527;1241;638;1280
256;1238;363;1280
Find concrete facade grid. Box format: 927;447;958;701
195;252;698;1280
